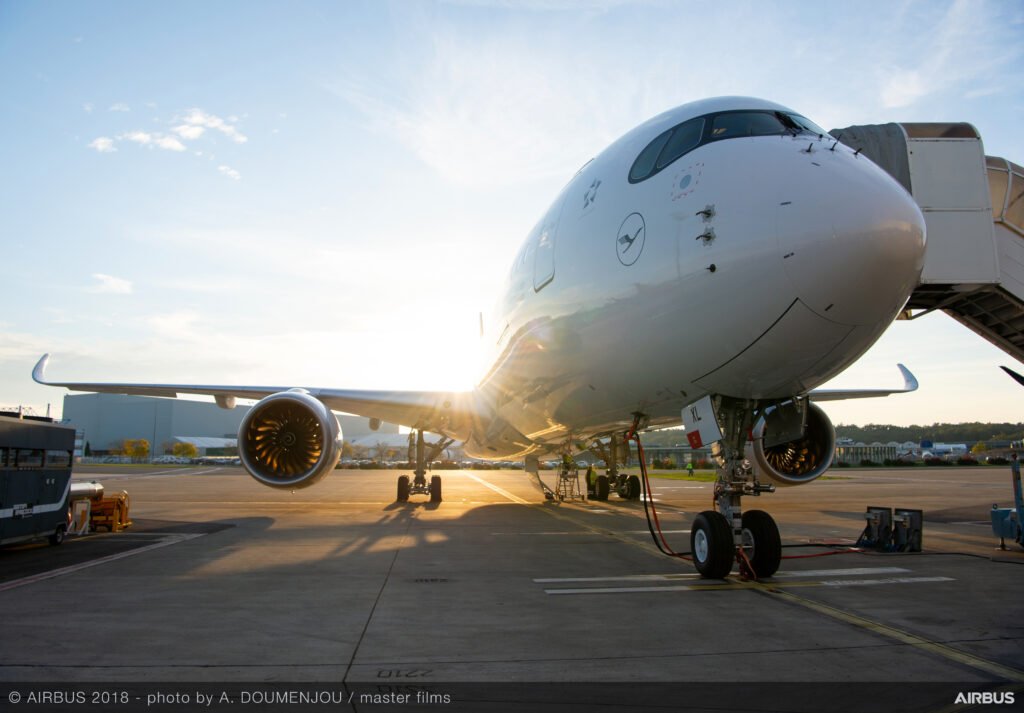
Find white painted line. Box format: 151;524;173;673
465;473;531;505
0;533;205;593
544;576;956;595
773;567;911;579
546;585;706;595
494;531;603;537
536;566;910;584
821;576;955;587
536;573;702;583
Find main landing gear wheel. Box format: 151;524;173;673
691;511;733;579
741;510;781;578
592;474;610;501
429;475;442;503
397;475;410;502
616;474;641;500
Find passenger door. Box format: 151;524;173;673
533;189;570;292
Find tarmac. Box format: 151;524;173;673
1;463;1022;711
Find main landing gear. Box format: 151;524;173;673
396;430;453;504
688;397;781;579
587;435;640;501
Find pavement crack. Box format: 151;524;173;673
342;513;413;682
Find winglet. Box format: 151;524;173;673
808;363;918;402
32;354;51;385
1001;365;1024;388
896;362;918;393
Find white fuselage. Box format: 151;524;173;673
464;97;925;459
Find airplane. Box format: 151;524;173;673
33;96;927;580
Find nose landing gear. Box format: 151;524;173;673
630;398;782;580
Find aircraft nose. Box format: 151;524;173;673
778;154;926;326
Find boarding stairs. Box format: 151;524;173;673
831;122;1024;361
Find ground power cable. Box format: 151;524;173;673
626;421;873;570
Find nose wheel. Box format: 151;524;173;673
689;509;781;579
690;511;734;578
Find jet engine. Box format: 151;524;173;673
238;390;343;489
749;401;835;486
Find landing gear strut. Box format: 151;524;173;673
396;430;453;503
694;397;780;579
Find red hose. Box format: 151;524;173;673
626;423;691;560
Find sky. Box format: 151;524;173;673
1;0;1023;428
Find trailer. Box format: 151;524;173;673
0;415;75;547
992;456;1024;550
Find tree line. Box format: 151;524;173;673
834;422;1024;444
640;422;1024;447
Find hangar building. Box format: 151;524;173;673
62;393;398;456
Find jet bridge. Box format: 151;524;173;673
831;122;1024;360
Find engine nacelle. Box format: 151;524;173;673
238;390;343;489
749;401;835;486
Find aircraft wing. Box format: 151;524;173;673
1000;365;1024;387
32;354;481;433
807;363;918;402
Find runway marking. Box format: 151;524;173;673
542;576;953;596
750;581;1024;683
477;470;1024;681
494;529;690;537
75;468;222;480
464;473;531;505
537;573;703;583
535;567;912;584
0;533;205;593
773;566;911;578
819;576;954;587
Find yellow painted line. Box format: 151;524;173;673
465;473;679;554
472;473;1024;682
749;580;1024;682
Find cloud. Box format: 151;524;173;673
88;273;133;294
83;103;94;114
114;131;187;152
88;137;116;153
108;102;130;112
181;108;248;144
87;107;248;180
877;0;1021;109
881;70;927;109
329;31;672;187
121;131;153;145
155;135;186;152
173;124;205;140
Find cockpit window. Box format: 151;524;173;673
709;111;788;139
629;108;827;184
785;113;828;137
655;118;704;171
628;129;672;183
